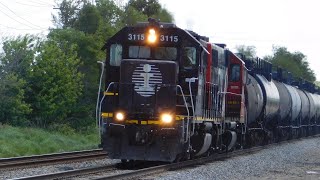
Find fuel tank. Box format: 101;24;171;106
296;89;310;124
284;85;301;125
245;74;263;125
255;75;280;124
274;81;291;124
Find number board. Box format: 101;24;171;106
127;33;179;43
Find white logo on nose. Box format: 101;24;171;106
132;64;162;97
141;64;153;91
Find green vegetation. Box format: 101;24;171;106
265;46;316;82
0;125;99;158
236;45;316;83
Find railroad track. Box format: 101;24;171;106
15;164;118;180
14;135;320;180
0;149;107;169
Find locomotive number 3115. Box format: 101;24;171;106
128;34;179;42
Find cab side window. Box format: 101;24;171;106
230;64;240;82
181;47;196;69
110;44;122;66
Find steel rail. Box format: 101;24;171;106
0;149;106;169
14;164;117;180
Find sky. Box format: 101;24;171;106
0;0;320;80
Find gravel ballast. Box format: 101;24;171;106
154;137;320;180
0;158;119;179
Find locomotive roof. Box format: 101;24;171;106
101;19;209;54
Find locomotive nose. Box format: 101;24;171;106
118;59;177;119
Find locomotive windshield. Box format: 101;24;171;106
154;47;177;60
128;46;177;60
129;46;150;58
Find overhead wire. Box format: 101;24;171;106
0;24;47;31
0;1;47;29
0;7;39;29
15;2;53;8
27;0;55;6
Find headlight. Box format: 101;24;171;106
147;28;157;43
115;112;125;121
160;113;173;124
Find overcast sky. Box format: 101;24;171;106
1;0;319;80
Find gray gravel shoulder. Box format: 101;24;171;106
0;158;119;179
154;137;320;180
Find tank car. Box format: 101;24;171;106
243;57;320;142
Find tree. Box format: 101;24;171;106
52;0;88;29
122;5;148;26
0;36;36;126
156;7;173;22
235;45;257;59
74;4;101;34
96;0;124;27
127;0;161;17
126;0;173;22
0;73;31;126
265;46;316;82
48;28;105;129
27;41;83;128
0;35;38;78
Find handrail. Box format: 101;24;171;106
188;77;198;135
96;61;105;125
188;77;198;118
177;85;190;143
98;82;115;137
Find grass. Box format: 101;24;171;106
0;124;100;158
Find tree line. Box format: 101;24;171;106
0;0;173;131
236;45;317;83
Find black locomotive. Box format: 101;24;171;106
97;19;320;162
